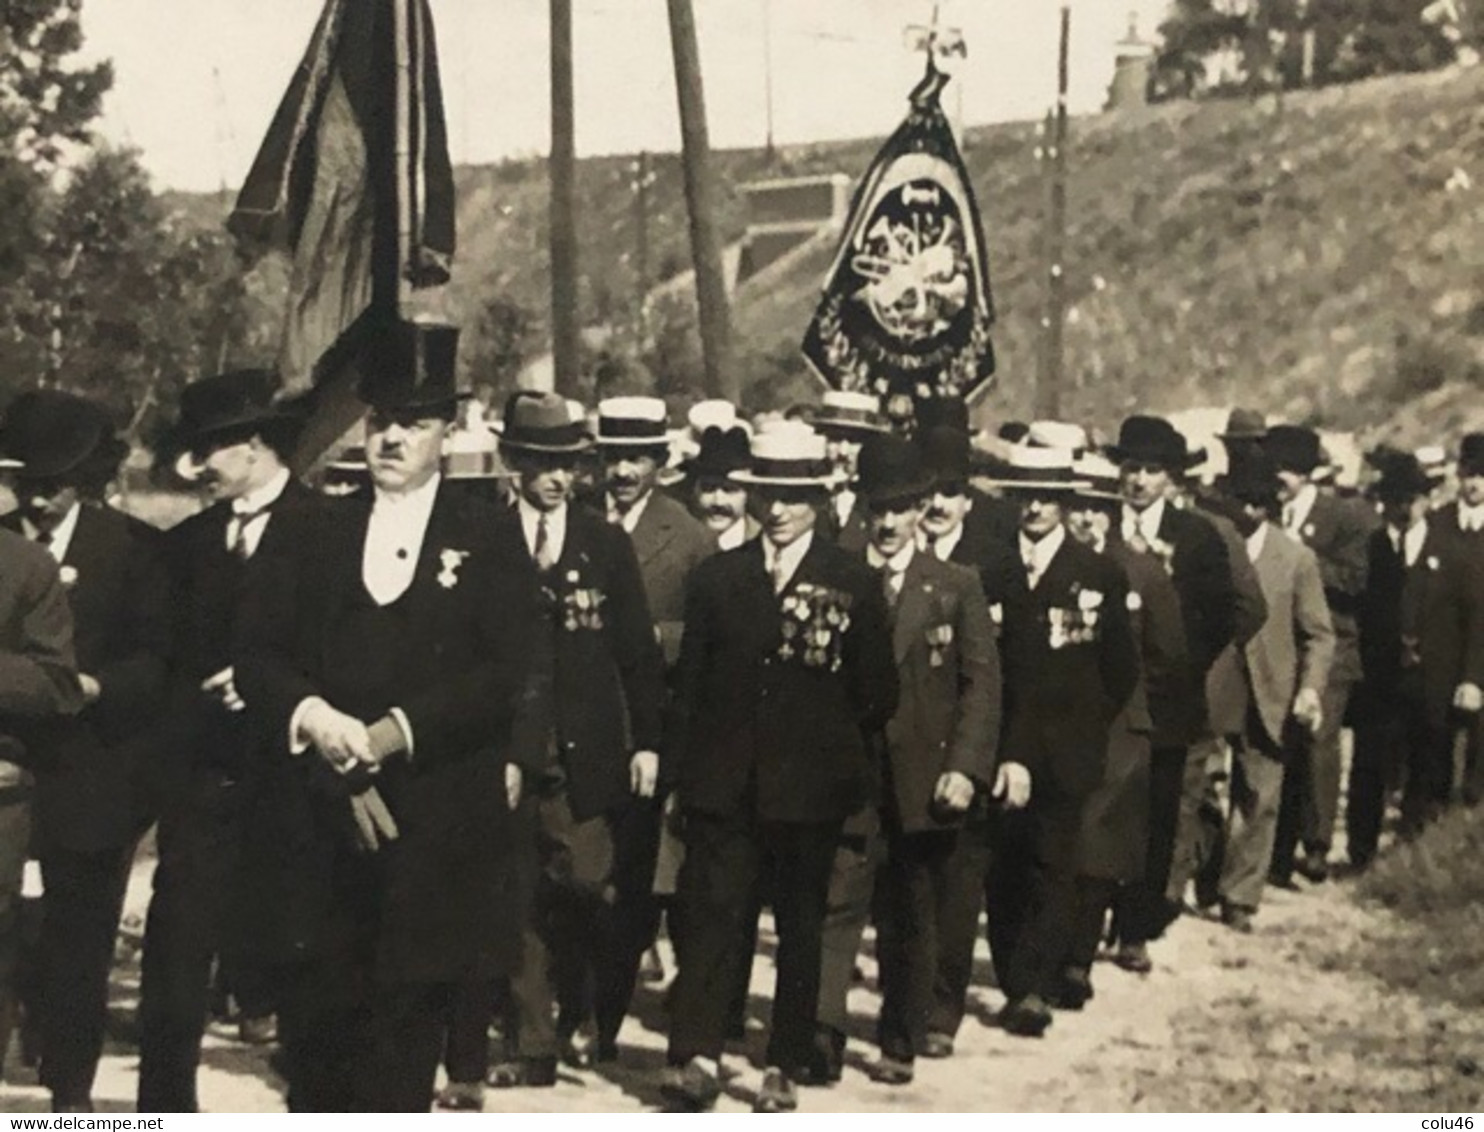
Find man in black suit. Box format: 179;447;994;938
133;370;320;1112
982;444;1138;1037
236;322;548;1112
662;422;897;1112
1107;415;1236;972
478;391;666;1092
0;505;83;1089
1266;425;1374;884
0;390;172;1113
815;391;890;553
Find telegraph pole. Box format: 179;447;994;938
630;150;656;333
1036;5;1070;421
667;0;739;403
550;0;581;397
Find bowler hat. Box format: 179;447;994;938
813;391;888;437
857;433;935;508
359;320;467;415
682;425;751;480
1219;408;1268;441
165;368;291;458
1458;433;1484;477
732;422;835;487
1;389;116;481
1264;425;1328;476
499;391;592;455
919;425;971;486
1366;449;1434;502
1107;415;1203;471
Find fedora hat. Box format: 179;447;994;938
857;433;935;508
682;425;751;480
813;390;888;437
1219;407;1268;441
499;391;592;455
0;389;115;481
1107;415;1204;471
165;369;291;457
982;444;1090;495
732;422;836;487
359;319;467;415
1264;424;1325;476
596;396;670;449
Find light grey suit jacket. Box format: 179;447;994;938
1244;523;1336;749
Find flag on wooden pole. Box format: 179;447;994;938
802;63;995;406
228;0;455;401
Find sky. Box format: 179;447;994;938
77;0;1172;193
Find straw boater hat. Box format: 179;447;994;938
985;444;1091;495
1414;445;1450;486
1027;420;1090;455
812;390;889;437
1072;451;1123;503
498;391;593;455
595;396;670;450
732;422;836;487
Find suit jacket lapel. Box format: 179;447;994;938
631;495;677;567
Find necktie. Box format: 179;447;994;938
1282;503;1297;533
533;514;555;572
881;565;900;614
228;507;270;560
1023;545;1040;589
769;553;788;595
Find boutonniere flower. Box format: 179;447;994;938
1147;537;1176;575
1303;523;1317;540
437;549;469;589
1127;591;1143;612
778;583;853;671
58;565;79;589
1077;589;1104;612
989;602;1004;626
1427;555;1441;571
926;623;955;668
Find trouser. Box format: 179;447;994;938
1461;715;1484;805
1166;735;1226;902
1347;693;1423;864
668;810;839;1073
585;795;662;1046
37;845;132;1105
138;771;274;1112
875;829;958;1062
816;810;884;1038
444;979;502;1086
983;793;1083;1003
506;790;615;1061
1287;674;1353;855
1217;738;1287;911
1063;876;1120;975
1113;746;1187;947
928;818;992;1038
0;790;31;1076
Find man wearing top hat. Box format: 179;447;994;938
0;391;172;1113
1207;454;1334;931
982;443;1137;1036
473;391;665;1090
663;422;896;1112
1427;432;1484;804
134;369;321;1111
816;432;1001;1087
814;391;891;553
1265;424;1374;886
1106;415;1236;971
236;322;550;1112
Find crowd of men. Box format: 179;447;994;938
0;320;1480;1113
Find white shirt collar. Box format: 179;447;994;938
234;467;291;516
606;489;653;535
1458;501;1484;532
1018;523;1066;587
921;521;964;562
24;502;82;564
518;497;569;564
763;529;814;592
1121;496;1167;544
1284;483;1319;532
1246;521;1269;563
867;541;916;574
717;516;749;551
1391;518;1429;567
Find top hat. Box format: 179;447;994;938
1264;425;1325;476
1457;433;1484;477
982;444;1090;494
732;422;836;487
812;391;888;437
1366;449;1435;501
596;396;670;448
1218;451;1283;507
359;320;467;415
857;433;936;507
0;389;115;481
1107;415;1204;471
1219;407;1268;441
682;425;751;481
498;391;593;454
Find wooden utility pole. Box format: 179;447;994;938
550;0;580;396
1036;5;1070;421
667;0;739;403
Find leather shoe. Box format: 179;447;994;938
1296;850;1329;883
753;1067;799;1112
1220;903;1254;934
639;945;666;985
239;1014;278;1046
1267;870;1299;891
1112;943;1152;974
920;1031;954;1059
435;1082;485;1111
486;1057;557;1089
868;1055;915;1085
1000;994;1053;1038
1049;968;1093;1010
660;1058;721;1111
802;1025;843;1085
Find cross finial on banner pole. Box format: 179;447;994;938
903;2;967;71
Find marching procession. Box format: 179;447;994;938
0;350;1480;1112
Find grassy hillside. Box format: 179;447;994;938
167;65;1484;439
